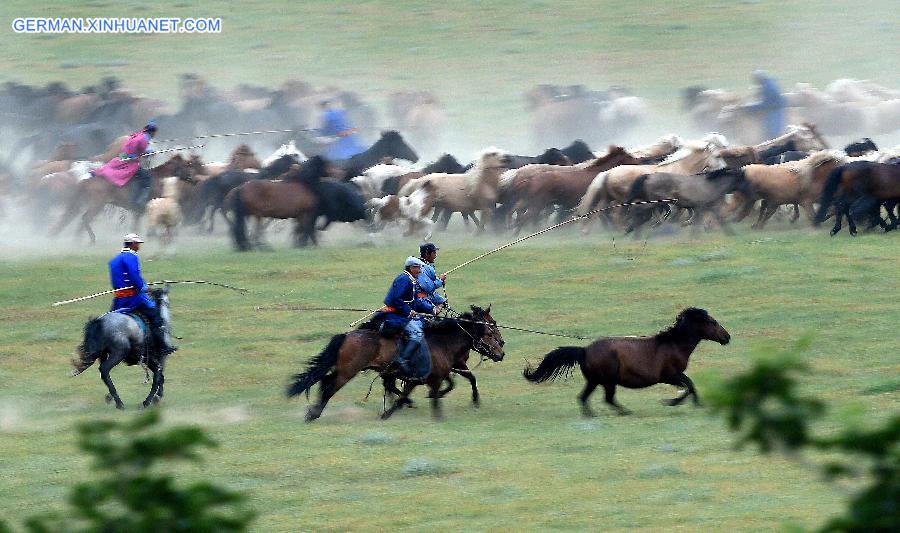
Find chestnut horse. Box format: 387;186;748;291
504;146;643;231
287;305;504;421
50;155;196;243
524;308;730;416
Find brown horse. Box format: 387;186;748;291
815;161;900;235
287;306;505;421
225;176;318;250
504;146;642;231
50;155;196;243
523;308;730;416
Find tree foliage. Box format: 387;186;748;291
19;410;255;533
708;336;898;532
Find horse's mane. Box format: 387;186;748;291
655;307;709;344
283;155;328;186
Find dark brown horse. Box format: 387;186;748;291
815;161;900;235
523;308;730;416
50;155;196;243
504;146;642;231
287;306;505;421
225;174;318;250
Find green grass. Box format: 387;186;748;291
1;226;898;530
1;1;897;148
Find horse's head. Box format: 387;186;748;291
537;148;571;166
677;307;730;345
470;304;505;361
476;147;511;170
380;130;419;163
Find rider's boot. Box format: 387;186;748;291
153;326;178;356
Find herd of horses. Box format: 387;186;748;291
25;122;900;249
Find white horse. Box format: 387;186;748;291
367;182;436;239
350;163;415;199
262;140;307;167
146;176;182;252
399;147;510;233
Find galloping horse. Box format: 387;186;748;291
503;146;642;232
50;155;196;243
334;130;419;180
524;308;730;416
71;286;176;409
815;161;900;235
398;148;511;233
287;305;505;421
576;139;727;227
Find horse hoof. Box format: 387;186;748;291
380;411;394;420
472;399;481;408
152;395;162;404
664;398;681;407
304;410;321;423
616;409;632;416
115;403;125;410
105;394;113;404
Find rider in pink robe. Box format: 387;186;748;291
94;122;156;187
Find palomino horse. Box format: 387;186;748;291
737;151;847;228
503;146;643;232
71;286;176;410
576;138;728;225
398;148;511;233
287;306;504;421
524;308;730;416
815;161;900;235
50;155;196;243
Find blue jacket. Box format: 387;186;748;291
383;271;433;328
319;108;364;160
109;248;155;312
417;262;446;305
746;76;786;139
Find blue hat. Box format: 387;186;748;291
419;242;439;255
144;120;158;132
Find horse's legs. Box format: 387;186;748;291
579;381;598;417
142;359;164;408
438;210;452;231
428;380;444;420
455;367;479;407
602;382;631;415
711;207;734;235
751;200;769;229
830;201;845;235
429;376;454;398
664;373;699;406
98;355;125;410
790;203;800;223
381;380;417;419
153;372;165;403
306;372;343;422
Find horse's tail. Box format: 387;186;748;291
287;333;346;398
576;170;608;215
227;188;251;251
523;346;586;383
626;174;650;202
72;317;104;376
815;164;845;225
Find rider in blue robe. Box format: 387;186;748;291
745;70;786;140
382;257;435;379
318;99;365;160
416;242;447;309
108;233;177;355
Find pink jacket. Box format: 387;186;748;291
94;131;151;186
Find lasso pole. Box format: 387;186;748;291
441;198;678;276
51;279;249;307
153;129;308;144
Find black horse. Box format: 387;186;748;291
334;130;419;180
71;287;175;410
815;161;900;235
843;138;878;157
560;139;595;164
283;156;368;230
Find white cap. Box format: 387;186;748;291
123;233;144;243
404;256;425;268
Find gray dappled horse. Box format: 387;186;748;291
71;286;175;409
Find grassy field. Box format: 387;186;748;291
1;1;898;150
1;225;898;530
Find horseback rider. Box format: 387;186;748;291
317;98;364;160
92;121;158;211
108;233;177;356
382;256;436;380
417;242;447;314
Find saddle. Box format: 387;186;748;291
357;312;404;339
113;309;157;357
